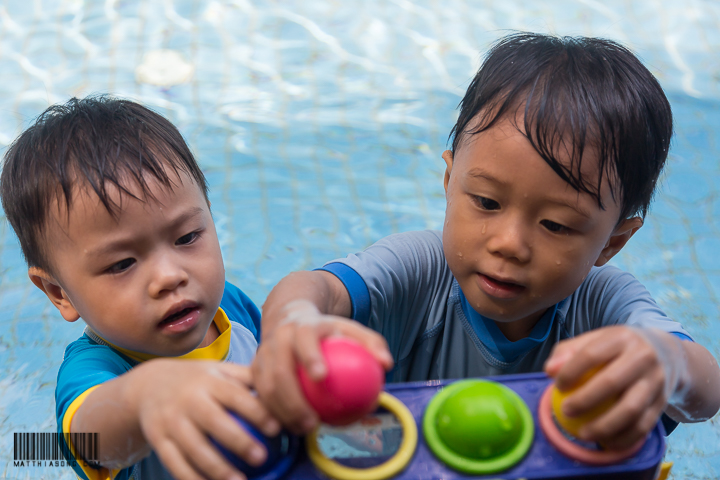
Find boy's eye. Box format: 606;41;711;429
176;231;200;246
474;196;500;210
541;219;569;234
107;258;135;274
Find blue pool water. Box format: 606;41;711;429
1;1;719;478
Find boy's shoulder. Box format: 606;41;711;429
60;331;136;372
560;264;692;339
373;229;443;249
363;230;446;266
220;280;261;341
55;331;135;421
572;264;647;303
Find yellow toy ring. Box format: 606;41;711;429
306;392;418;480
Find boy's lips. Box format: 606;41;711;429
477;273;526;299
158;301;201;333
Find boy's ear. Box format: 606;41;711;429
442;150;454;193
595;217;644;266
28;267;81;322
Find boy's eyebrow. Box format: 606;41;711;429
466;168;509;186
544;198;592;219
87;206;205;257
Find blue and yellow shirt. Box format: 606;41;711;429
55;281;260;480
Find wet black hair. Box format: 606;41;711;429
449;33;673;221
0;95;209;273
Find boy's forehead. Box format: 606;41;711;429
47;168;203;236
456;114;620;213
465;113;615;185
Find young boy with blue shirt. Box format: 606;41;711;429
252;33;720;450
0;96;279;480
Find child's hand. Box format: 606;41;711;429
133;359;280;480
252;300;393;434
544;326;683;450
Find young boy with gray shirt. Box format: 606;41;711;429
251;33;720;451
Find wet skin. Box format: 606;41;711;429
30;169;225;356
441;117;641;341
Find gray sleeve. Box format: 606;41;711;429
565;265;694;340
321;230;454;362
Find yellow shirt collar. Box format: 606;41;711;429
93;307;232;362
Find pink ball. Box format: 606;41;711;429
298;337;385;426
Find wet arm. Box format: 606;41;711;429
69;363;153;469
260;270;352;340
662;335;720;423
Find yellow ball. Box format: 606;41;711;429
550;368;616;438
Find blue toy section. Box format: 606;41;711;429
247;373;665;479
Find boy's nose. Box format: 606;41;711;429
148;254;189;297
485;217;532;263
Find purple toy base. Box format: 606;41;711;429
281;373;665;479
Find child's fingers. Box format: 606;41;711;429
591;388;665;450
544;333;599;378
599;395;666;451
294;322;333;380
192;401;268;468
214;382;281;438
551;331;625;391
562;332;665;416
174;416;246;480
153;438;208;480
561;351;643;417
214;363;254;386
579;373;664;445
333;320;395;370
253;334;320;434
292;317;393;377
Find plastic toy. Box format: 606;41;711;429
548;366;616;438
538;370;646;465
298;337;385;425
221;373;666;479
212;412;299;480
422;379;534;475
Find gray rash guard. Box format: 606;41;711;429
319;230;692;433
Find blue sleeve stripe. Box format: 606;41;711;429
315;263;371;325
670;331;693;342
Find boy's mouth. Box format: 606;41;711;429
158;302;201;333
477;273;525;298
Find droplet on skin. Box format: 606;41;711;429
457;252;463;258
556;260;561;265
481;224;487;234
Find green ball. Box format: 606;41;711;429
435;382;523;459
423;379;534;475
